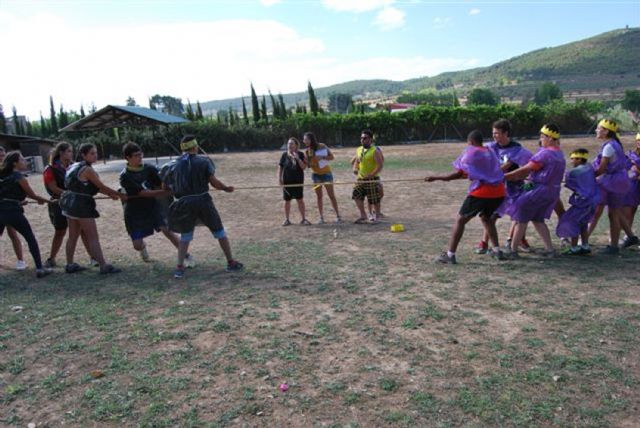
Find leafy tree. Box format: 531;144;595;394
250;84;260;124
308;81;319;115
467;88;499;106
534;82;563;105
241;97;249;125
149;98;156;110
196;101;204;120
328;92;353;114
260;96;268;124
149;94;183;116
622;89;640;113
0;104;6;133
49;96;58;134
126;96;137;106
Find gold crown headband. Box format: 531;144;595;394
180;139;198;151
636;133;640;141
570;152;589;160
540;125;560;140
598;119;618;133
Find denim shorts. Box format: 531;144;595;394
312;172;334;184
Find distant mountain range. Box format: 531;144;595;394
200;27;640;114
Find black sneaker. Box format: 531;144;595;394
174;265;186;279
621;235;639;249
44;258;56;269
226;260;244;272
489;249;506;260
598;245;620;255
36;268;53;278
99;264;122;275
65;263;87;274
436;252;457;264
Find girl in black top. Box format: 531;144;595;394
0;151;52;278
59;143;126;274
278;137;309;225
0;146;26;270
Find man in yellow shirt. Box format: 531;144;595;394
352;130;384;223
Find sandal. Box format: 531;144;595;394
354;218;368;224
300;219;311;225
100;264;122;275
282;219;291;226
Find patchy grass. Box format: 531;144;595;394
1;138;639;426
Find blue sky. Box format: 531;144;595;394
1;0;639;119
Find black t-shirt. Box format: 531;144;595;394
163;154;215;198
0;171;26;201
120;164;162;222
279;151;305;183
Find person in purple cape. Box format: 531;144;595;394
620;133;640;247
475;119;533;255
504;124;566;258
586;119;638;254
425;130;506;264
556;148;599;255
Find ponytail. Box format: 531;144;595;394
0;151;21;178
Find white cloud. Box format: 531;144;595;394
259;0;282;6
0;11;478;119
469;8;481;16
321;0;394;13
374;6;405;31
433;17;452;29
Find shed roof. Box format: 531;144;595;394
60;105;188;132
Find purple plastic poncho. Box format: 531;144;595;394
506;147;565;223
592;139;631;202
556;163;599;238
486;141;533;216
452;145;504;194
622;150;640;207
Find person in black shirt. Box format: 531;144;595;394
278;137;309;226
0;151;53;278
0;145;26;270
162;135;243;279
119;142;194;265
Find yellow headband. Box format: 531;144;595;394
570;152;589;160
540;125;560;140
636;133;640;141
598;119;618;133
180;139;198;151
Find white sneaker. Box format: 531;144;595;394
184;254;196;268
89;258;99;267
139;247;150;262
16;260;26;271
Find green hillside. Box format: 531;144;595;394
200;27;640;113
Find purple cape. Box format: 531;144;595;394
592;139;631;195
623;150;640;207
452;145;504;194
506;147;565;223
556;164;599;238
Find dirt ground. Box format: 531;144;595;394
1;136;639;426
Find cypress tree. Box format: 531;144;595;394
12;106;22;134
308;81;319;116
260;96;268;124
269;91;279;119
250;84;260;124
278;93;287;119
196;101;204;120
40;113;48;137
26;120;33;136
228;106;235;127
80;104;86;118
0;104;6;133
241;97;249;125
185;100;195;121
58;105;69;129
49;96;58;134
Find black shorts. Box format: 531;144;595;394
48;201;68;230
459;196;504;219
283;183;303;201
352;177;381;204
168;194;224;234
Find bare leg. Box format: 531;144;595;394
48;228;67;261
586;204;604;239
532;221;553;251
510;222;528;253
284;199;291;221
160;226;180;249
78;219;107;268
314;186;324;219
66;219;81;265
132;238;145;251
608;208;622;248
355;198;367;220
296;199;306;220
177;241;190;266
480;216;500;248
217;237;233;262
448;215;474;252
325;184;341;218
